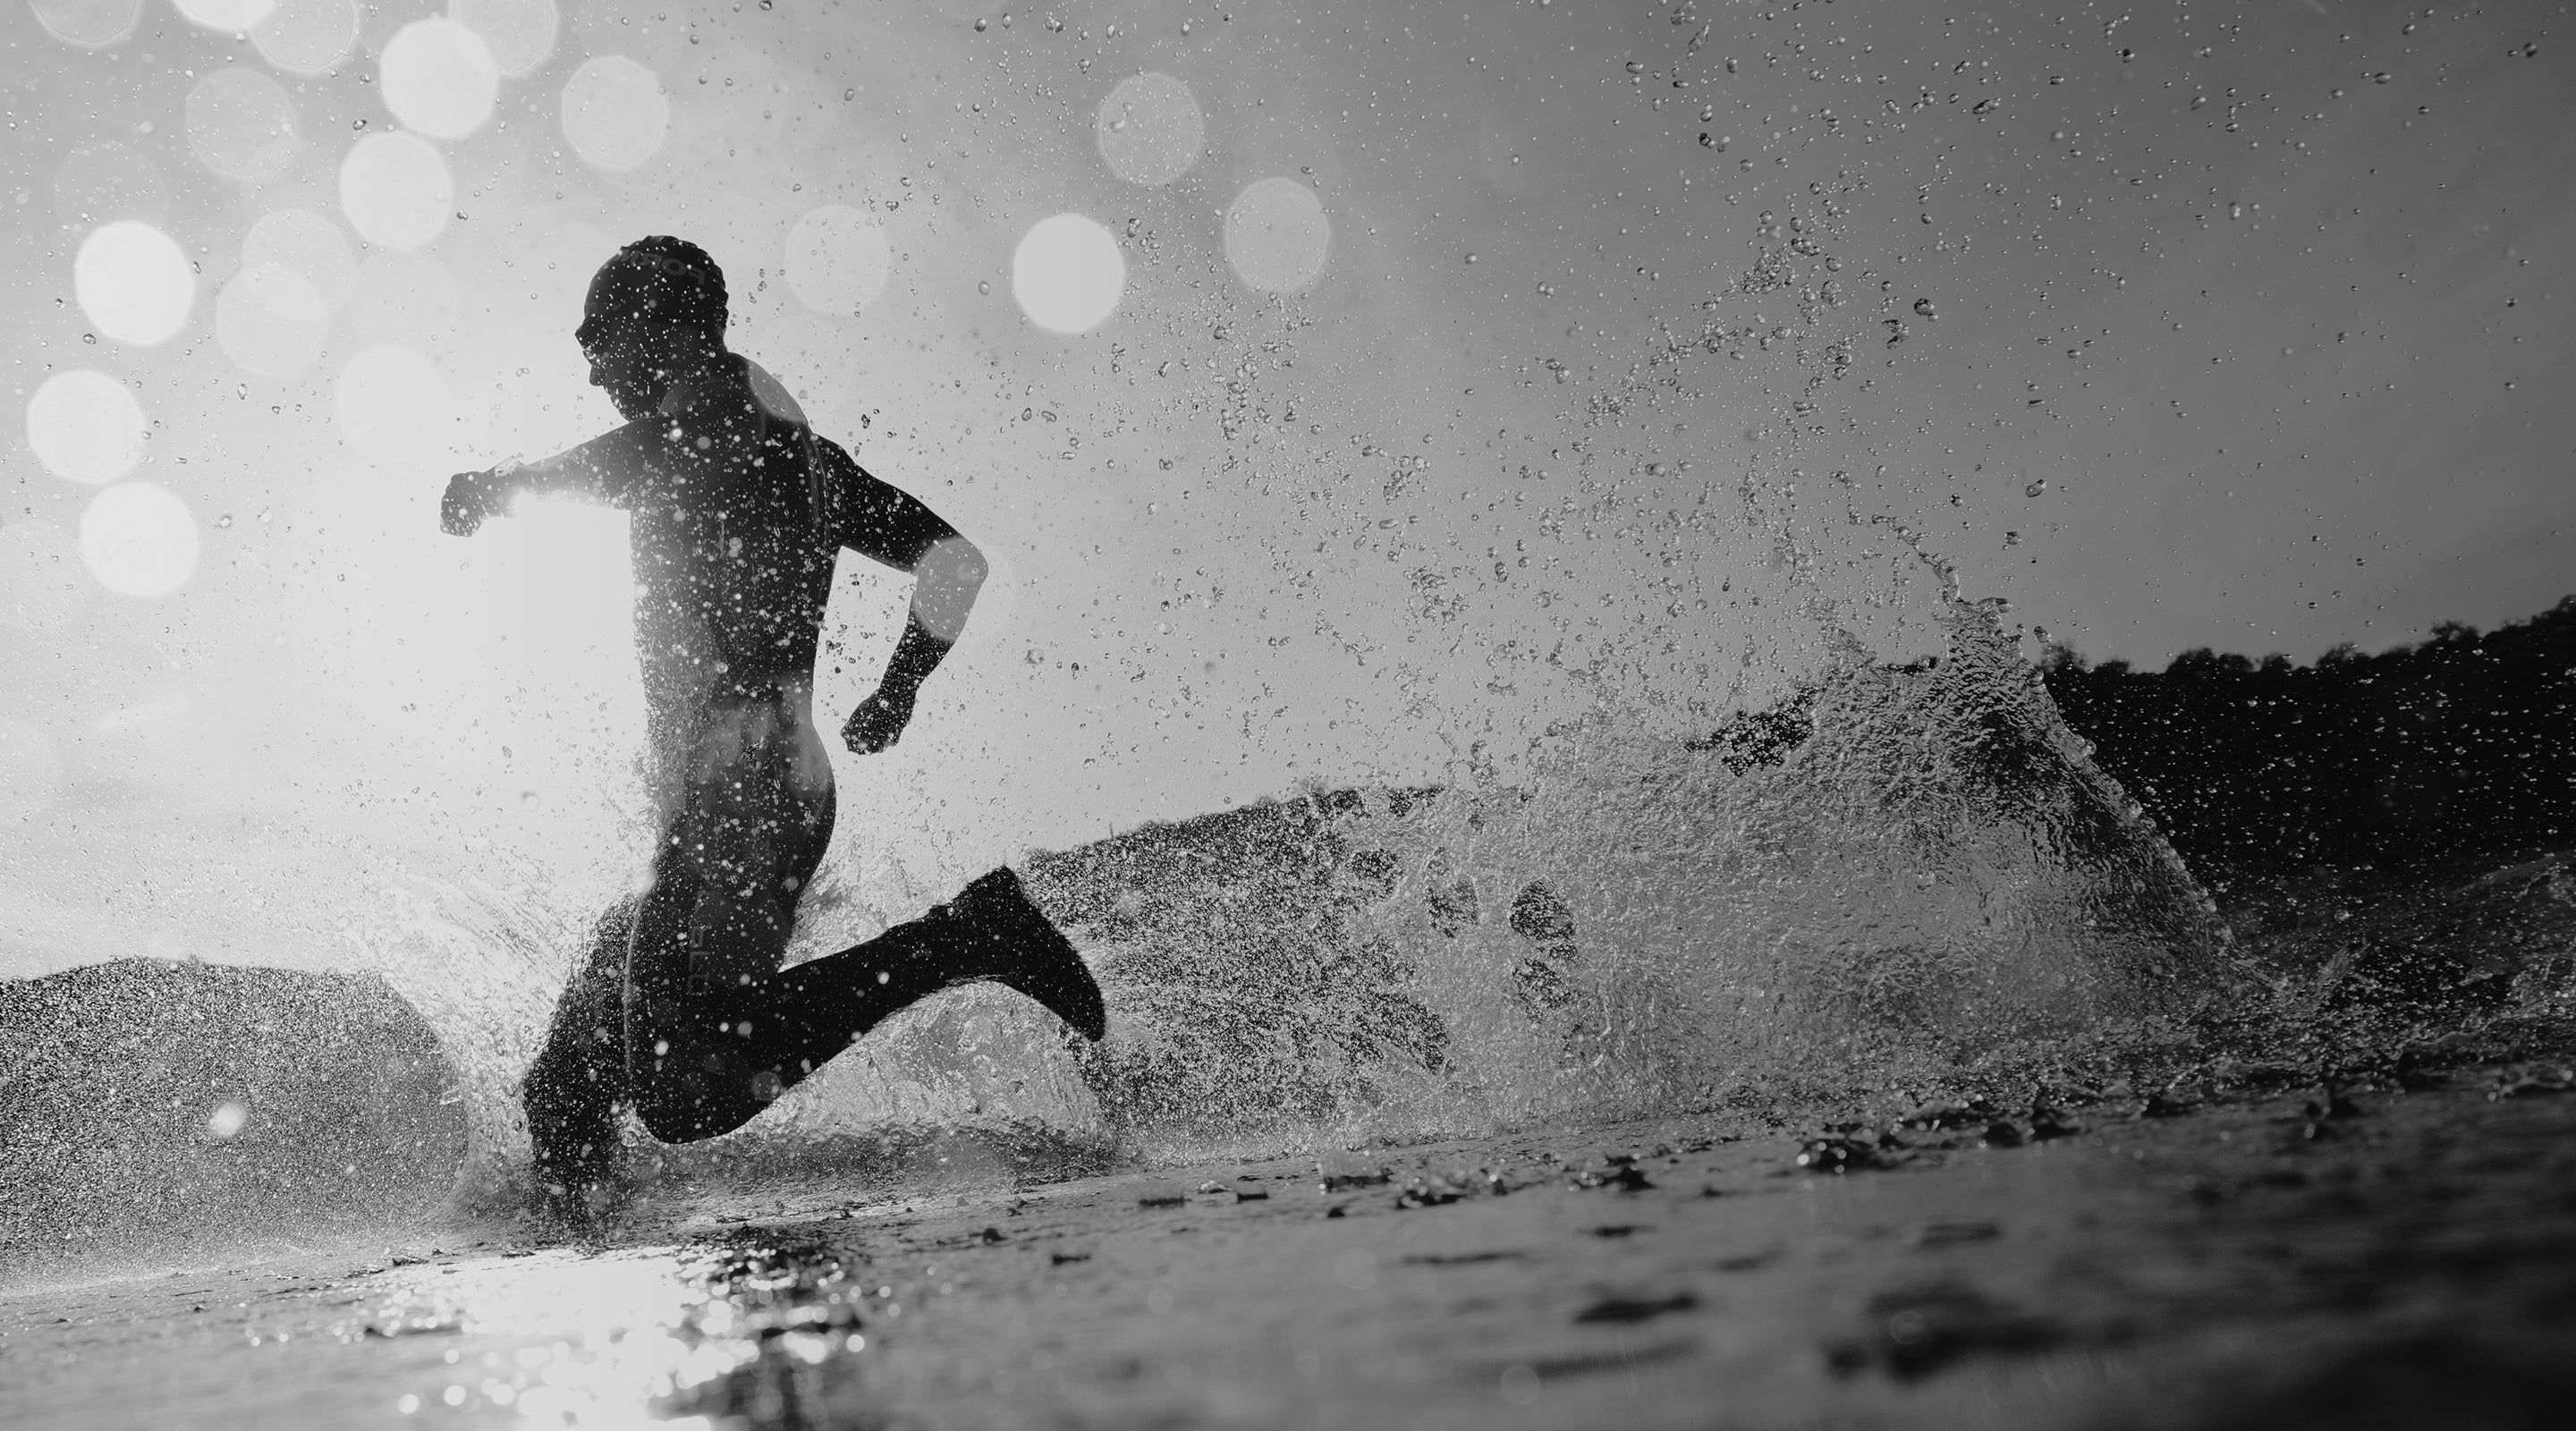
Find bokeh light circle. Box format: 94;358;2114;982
0;521;87;632
1095;72;1205;187
172;0;275;30
250;0;357;76
381;19;498;140
339;131;453;250
79;483;199;599
352;250;459;346
560;55;669;172
216;263;329;377
75;220;196;346
1011;214;1124;334
335;347;455;464
782;206;890;317
185;66;300;182
26;370;147;485
29;0;142;47
242;207;356;309
450;0;557;77
1224;177;1331;293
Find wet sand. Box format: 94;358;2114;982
8;1047;2575;1431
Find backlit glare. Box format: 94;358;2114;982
80;483;199;599
449;0;557;77
782;206;891;317
185;66;300;182
560;55;668;172
339;131;453;250
352;250;460;346
1095;72;1205;187
1224;177;1331;293
0;521;87;632
0;717;64;821
242;207;357;309
380;19;499;140
337;347;456;465
53;140;166;227
26;370;148;485
250;0;357;76
216;263;330;377
1011;214;1124;335
172;0;275;30
29;0;142;47
75;220;196;346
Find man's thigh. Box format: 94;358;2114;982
673;693;835;989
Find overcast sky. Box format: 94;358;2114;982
1;0;2567;977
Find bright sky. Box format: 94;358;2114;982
0;0;2567;977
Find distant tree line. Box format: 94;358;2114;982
2039;597;2576;900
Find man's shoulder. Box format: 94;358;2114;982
740;357;810;429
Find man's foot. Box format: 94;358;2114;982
950;866;1108;1041
522;1042;623;1221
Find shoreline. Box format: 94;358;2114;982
8;1046;2575;1430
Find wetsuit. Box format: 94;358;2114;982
499;357;1101;1182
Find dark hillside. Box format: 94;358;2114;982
2041;597;2576;901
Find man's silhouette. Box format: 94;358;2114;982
441;236;1104;1210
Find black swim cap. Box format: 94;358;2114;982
578;235;727;348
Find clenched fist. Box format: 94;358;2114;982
843;682;919;755
440;470;502;537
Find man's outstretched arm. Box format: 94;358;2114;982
814;435;987;754
439;419;659;536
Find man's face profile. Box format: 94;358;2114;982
579;314;663;422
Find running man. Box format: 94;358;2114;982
440;236;1105;1211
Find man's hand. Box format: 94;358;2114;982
843;682;919;755
441;470;499;537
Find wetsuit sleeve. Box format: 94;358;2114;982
500;417;663;508
809;434;959;571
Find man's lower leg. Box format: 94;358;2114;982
521;898;637;1207
628;867;1105;1145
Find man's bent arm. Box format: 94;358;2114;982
816;428;987;752
886;535;987;690
842;536;986;755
